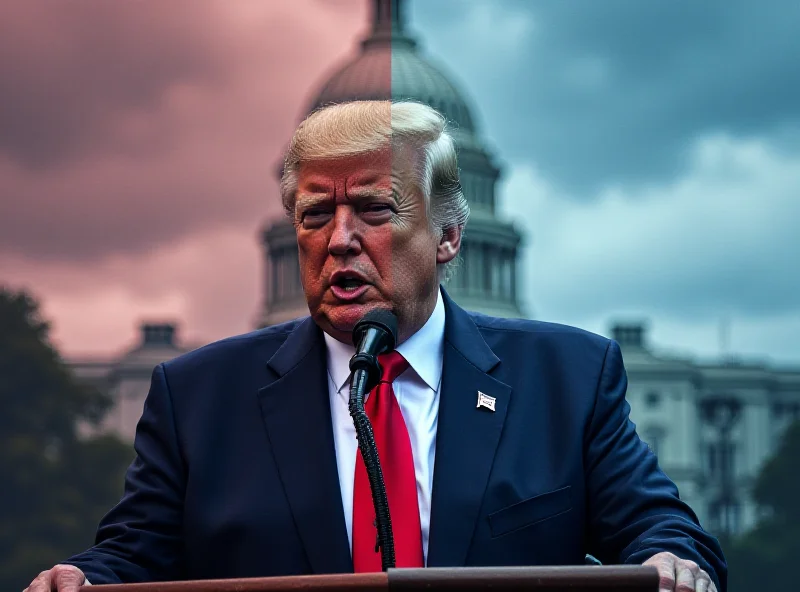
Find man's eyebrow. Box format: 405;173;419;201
295;193;332;209
345;186;395;201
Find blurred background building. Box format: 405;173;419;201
67;0;800;541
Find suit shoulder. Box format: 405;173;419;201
468;313;612;351
161;317;308;373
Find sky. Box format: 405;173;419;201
1;0;798;365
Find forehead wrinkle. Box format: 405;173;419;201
301;177;333;191
344;168;392;199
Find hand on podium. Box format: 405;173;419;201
24;564;87;592
643;552;717;592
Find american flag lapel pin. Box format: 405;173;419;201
477;391;496;412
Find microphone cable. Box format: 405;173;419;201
348;309;399;571
349;366;395;571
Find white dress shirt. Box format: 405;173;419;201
323;289;445;565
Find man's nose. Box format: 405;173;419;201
328;206;362;256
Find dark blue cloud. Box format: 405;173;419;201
409;0;800;195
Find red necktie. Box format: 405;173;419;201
352;351;424;571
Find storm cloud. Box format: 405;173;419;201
413;0;800;194
0;0;797;364
0;0;366;353
0;0;365;263
410;0;800;362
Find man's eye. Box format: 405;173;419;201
363;204;392;213
301;210;331;227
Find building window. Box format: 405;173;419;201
707;441;736;481
472;174;481;206
722;441;736;479
483;245;493;293
648;434;660;457
707;442;716;476
473;242;483;294
289;251;301;296
502;253;512;300
708;500;741;537
644;426;665;458
272;251;282;300
728;503;741;535
645;391;661;408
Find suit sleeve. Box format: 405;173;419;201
63;363;187;584
584;340;727;591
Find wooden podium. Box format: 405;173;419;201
82;566;659;591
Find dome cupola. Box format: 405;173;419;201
309;0;477;135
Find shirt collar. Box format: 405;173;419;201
323;288;446;394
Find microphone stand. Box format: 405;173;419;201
349;358;395;571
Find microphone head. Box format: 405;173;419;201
353;308;398;351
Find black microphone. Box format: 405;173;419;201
350;309;398;390
348;308;398;571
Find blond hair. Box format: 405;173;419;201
279;100;470;240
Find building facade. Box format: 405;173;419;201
614;322;800;537
67;0;800;541
70;323;196;442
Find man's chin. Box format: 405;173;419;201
323;302;391;335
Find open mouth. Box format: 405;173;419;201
330;272;370;300
333;276;367;292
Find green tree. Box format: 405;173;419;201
725;418;800;591
0;287;134;590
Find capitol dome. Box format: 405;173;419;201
308;0;476;135
258;0;525;326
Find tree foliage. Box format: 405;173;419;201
724;419;800;591
0;287;134;590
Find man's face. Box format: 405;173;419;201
293;145;447;345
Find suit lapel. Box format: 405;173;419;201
257;318;352;574
427;291;512;567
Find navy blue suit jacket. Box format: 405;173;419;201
66;289;726;589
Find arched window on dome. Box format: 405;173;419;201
288;251;301;297
492;248;502;297
503;253;513;301
472;175;481;208
271;250;281;300
483;244;493;295
471;241;483;296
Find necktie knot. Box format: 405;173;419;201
377;350;409;384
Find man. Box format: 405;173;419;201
27;100;726;591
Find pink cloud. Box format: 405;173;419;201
0;0;371;354
4;226;264;357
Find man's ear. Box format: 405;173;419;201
436;226;462;265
